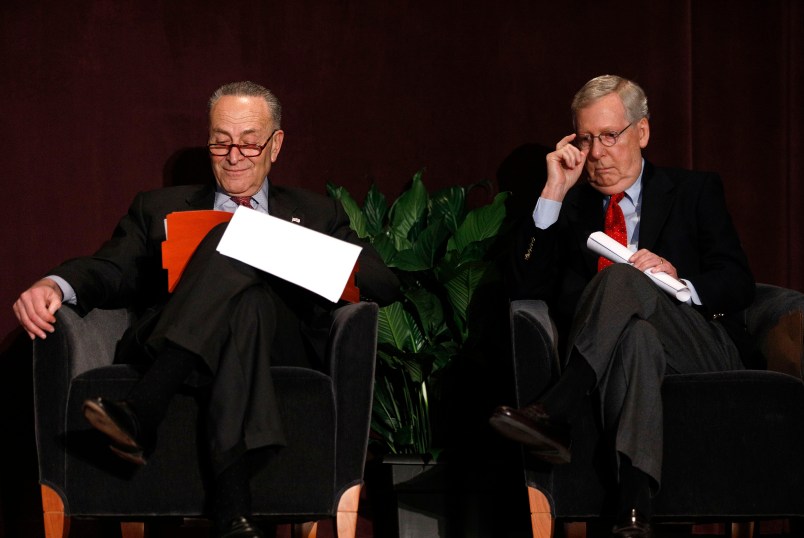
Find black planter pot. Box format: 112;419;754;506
365;453;531;538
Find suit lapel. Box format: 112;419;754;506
186;185;216;210
566;183;605;275
268;186;305;225
637;162;676;251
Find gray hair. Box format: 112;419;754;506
208;81;282;128
571;75;649;127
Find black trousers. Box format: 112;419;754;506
567;264;744;485
118;223;323;473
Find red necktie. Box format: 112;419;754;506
598;192;627;271
230;196;253;209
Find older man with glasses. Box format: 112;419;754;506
13;81;399;538
490;74;754;537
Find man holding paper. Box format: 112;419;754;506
489;75;754;536
13;81;399;538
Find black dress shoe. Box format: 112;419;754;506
489;402;571;464
82;397;151;466
216;516;265;538
611;508;652;537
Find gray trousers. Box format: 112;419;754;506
568;264;744;484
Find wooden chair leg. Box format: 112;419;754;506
564;521;587;538
731;521;754;538
335;484;362;538
121;521;146;538
291;521;318;538
528;486;555;538
41;484;70;538
290;483;362;538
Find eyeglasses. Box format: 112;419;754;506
208;129;278;157
573;122;633;151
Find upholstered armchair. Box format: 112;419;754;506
33;301;379;538
508;283;804;537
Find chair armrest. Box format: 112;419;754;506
46;307;131;377
747;284;804;378
326;301;379;492
509;299;560;407
32;306;131;493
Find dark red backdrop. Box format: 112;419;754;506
2;1;803;344
1;0;802;535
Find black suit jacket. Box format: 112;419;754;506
52;183;400;317
507;161;755;338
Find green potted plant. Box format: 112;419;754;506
327;171;508;459
329;170;511;537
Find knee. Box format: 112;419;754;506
234;286;276;317
196;222;230;249
597;263;637;283
616;319;666;374
597;263;654;296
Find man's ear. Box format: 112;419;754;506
270;130;285;163
638;118;650;149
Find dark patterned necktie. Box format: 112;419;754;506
598;192;627;271
230;196;254;209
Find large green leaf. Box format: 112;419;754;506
448;237;498;268
390;219;449;271
429;186;466;233
376;344;430;384
405;287;446;340
326;183;368;238
428;341;459;377
388;171;428;249
377;302;426;353
371;232;398;266
447;191;508;252
440;261;488;330
363;184;388;238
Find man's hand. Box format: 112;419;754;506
13;278;64;340
541;133;589;202
629;249;679;280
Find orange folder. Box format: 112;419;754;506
341;261;360;303
161;210;360;302
162;210;233;292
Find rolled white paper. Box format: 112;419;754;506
587;231;691;302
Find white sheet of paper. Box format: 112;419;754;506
216;206;363;303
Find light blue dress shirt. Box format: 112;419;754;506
215;179;271;215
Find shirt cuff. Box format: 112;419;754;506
680;278;702;306
47;275;77;305
532;197;562;230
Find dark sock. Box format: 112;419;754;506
126;343;198;435
213;456;252;530
538;350;596;423
618;456;653;520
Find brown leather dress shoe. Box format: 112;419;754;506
216;516;265;538
82;397;151;466
611;508;652;537
489;402;571;464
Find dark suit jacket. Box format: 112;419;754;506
52;183;400;318
507;161;755;340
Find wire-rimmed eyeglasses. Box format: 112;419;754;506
573;122;633;151
208;129;279;157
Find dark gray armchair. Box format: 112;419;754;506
508;283;804;537
33;301;379;538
